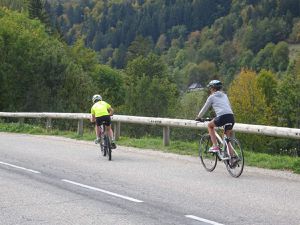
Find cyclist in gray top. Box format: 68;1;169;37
196;80;235;153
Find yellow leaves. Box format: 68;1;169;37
228;69;270;124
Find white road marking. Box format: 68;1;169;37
62;179;144;203
185;215;224;225
0;161;41;174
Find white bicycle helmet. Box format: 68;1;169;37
92;94;102;103
207;80;222;90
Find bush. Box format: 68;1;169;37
293;159;300;174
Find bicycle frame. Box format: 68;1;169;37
215;129;229;160
216;127;241;160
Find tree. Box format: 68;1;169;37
161;39;180;67
70;38;98;72
179;91;206;119
220;41;237;65
251;41;289;72
0;8;105;113
55;3;64;17
241;18;289;54
237;50;254;69
0;0;27;11
126;53;167;80
186;61;216;86
111;44;127;68
257;69;278;107
229;69;270;124
273;61;300;155
166;25;187;46
288;19;300;43
93;64;125;107
124;74;178;117
272;41;289;72
155;34;168;53
252;43;275;71
124;53;178;117
275;62;300;128
174;49;188;69
228;69;272;151
28;0;50;25
126;35;153;62
276;0;300;17
198;40;220;63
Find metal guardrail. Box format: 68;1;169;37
0;112;299;146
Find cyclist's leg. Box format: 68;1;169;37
223;114;235;156
104;124;113;140
105;125;117;149
103;116;116;149
95;117;102;143
95;125;101;138
208;120;219;152
225;129;234;156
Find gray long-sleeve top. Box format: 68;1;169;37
198;91;233;118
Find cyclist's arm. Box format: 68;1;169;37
90;107;96;122
197;97;212;118
90;114;96;122
108;107;114;116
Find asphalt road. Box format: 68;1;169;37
0;132;299;225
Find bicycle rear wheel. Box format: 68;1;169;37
104;136;112;161
225;138;244;178
199;134;217;172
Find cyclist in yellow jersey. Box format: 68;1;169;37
90;94;116;149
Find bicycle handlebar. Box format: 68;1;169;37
195;117;211;122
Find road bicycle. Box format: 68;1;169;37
98;124;112;161
196;118;244;178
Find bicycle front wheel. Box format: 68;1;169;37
225;138;244;178
100;137;106;157
199;134;217;172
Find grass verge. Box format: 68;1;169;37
0;122;299;174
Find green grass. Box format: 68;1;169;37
117;136;199;156
0;122;299;174
118;136;300;174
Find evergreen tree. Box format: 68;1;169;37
28;0;51;32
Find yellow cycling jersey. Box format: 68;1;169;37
91;101;111;117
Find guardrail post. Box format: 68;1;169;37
46;118;52;130
114;122;121;140
163;126;170;146
19;118;24;124
77;119;83;136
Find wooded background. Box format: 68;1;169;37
0;0;299;154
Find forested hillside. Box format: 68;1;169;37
0;5;125;113
48;0;300;84
0;0;299;154
48;0;300;127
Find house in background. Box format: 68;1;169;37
187;82;203;92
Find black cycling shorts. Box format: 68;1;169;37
214;114;235;131
96;115;111;127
